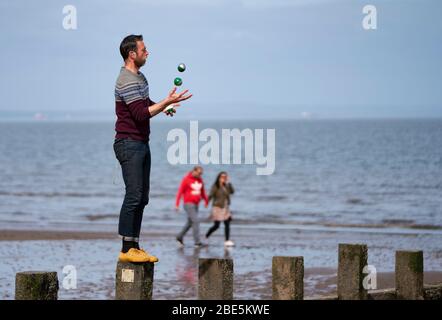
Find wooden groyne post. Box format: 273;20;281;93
198;258;233;300
15;271;59;300
395;250;424;300
115;261;154;300
272;256;304;300
337;243;368;300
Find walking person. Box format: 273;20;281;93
175;166;209;247
205;172;235;247
114;34;192;263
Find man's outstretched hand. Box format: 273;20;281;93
149;87;192;117
166;87;192;105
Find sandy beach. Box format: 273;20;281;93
1;224;441;300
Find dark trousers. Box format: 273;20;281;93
206;218;231;240
113;138;151;239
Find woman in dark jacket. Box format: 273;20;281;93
205;171;235;246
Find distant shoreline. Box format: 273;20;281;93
1;117;442;123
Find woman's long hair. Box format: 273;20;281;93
213;171;228;189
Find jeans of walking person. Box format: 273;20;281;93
177;203;201;244
206;218;231;240
113;138;151;239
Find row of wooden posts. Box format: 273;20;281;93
15;243;442;300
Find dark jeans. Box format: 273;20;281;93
206;218;231;240
113;138;151;239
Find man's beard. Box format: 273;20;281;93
134;57;146;68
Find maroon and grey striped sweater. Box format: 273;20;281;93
114;67;155;142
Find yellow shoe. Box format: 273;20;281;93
139;248;159;263
118;248;150;263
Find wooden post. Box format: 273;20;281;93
15;271;58;300
198;258;233;300
337;243;368;300
272;256;304;300
395;250;424;300
115;261;154;300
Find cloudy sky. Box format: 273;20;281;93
0;0;441;119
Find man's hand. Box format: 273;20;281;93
164;103;180;117
204;203;209;209
175;205;180;212
148;87;192;118
165;87;192;106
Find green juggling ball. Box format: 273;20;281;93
174;77;183;86
178;63;186;72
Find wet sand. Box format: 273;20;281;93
0;229;116;241
0;226;441;300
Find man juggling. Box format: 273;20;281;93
113;34;192;263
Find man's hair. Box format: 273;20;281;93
119;34;143;60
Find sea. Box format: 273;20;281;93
0;119;441;234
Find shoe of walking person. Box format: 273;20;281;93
194;242;208;248
224;240;235;247
176;237;184;248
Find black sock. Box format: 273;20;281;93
122;240;138;253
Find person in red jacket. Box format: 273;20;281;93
175;166;209;247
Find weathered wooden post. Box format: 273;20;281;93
272;256;304;300
337;243;368;300
15;271;59;300
115;261;154;300
395;250;424;300
198;258;233;300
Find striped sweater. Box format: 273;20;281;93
114;67;154;141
